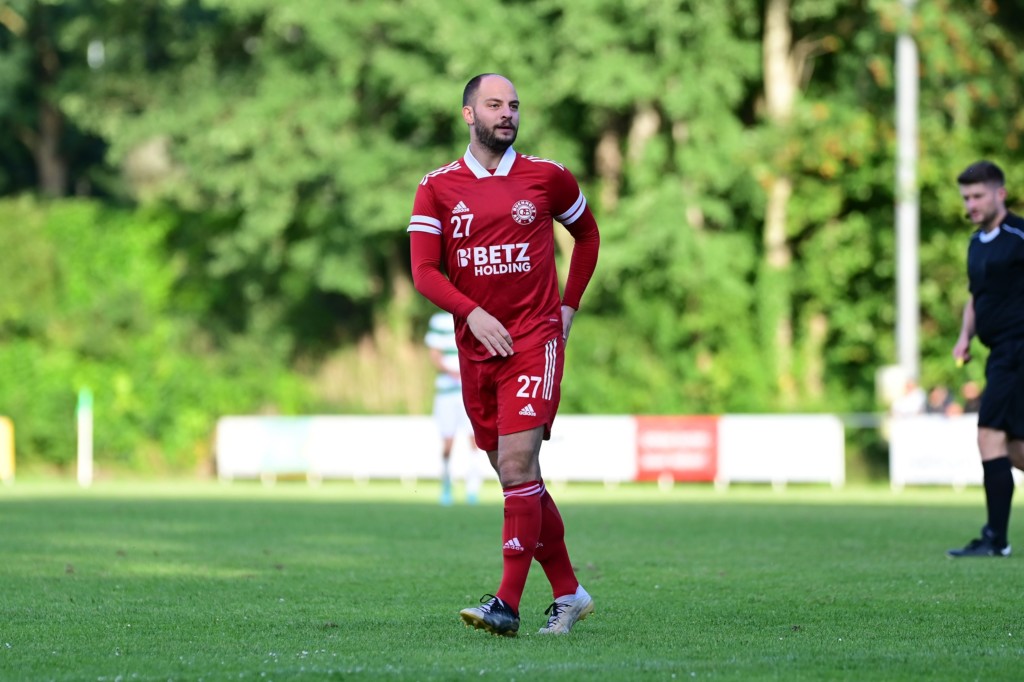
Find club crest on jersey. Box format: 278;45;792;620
511;199;537;226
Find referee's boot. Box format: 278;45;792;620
947;525;1012;558
460;594;520;637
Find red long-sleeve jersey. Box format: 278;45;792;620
408;146;600;361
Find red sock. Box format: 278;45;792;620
495;481;543;613
533;487;580;599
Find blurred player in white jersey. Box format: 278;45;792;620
425;310;482;506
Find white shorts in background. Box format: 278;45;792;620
433;390;471;439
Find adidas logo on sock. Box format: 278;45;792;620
452;201;470;214
503;537;524;551
519;404;537;417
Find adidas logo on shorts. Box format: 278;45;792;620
519;404;537;417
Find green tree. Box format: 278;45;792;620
0;197;309;469
6;0;1024;474
0;0;113;196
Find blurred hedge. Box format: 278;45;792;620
0;197;311;473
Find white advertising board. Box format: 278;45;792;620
888;414;981;490
541;415;637;483
216;415;487;483
716;414;846;488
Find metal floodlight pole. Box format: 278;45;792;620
896;0;920;381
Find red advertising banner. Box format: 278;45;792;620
635;416;719;482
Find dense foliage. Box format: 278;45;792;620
2;0;1023;471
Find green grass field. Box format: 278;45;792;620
1;480;1020;681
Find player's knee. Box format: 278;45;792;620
497;466;533;488
496;454;539;487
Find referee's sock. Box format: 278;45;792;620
983;456;1014;545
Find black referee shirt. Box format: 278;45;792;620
967;211;1024;347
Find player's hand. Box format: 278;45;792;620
561;305;576;344
467;307;513;357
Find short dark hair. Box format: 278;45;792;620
463;73;499;106
957;160;1005;187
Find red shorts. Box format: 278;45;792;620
459;336;564;452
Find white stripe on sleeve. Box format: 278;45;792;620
556;192;586;225
408;214;443;234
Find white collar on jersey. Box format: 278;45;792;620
463;145;516;179
979;226;1001;243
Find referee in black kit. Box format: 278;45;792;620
949;160;1024;558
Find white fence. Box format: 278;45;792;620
215;414;847;488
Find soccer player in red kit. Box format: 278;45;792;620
408;73;600;637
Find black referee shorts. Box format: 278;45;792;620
980;338;1024;439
